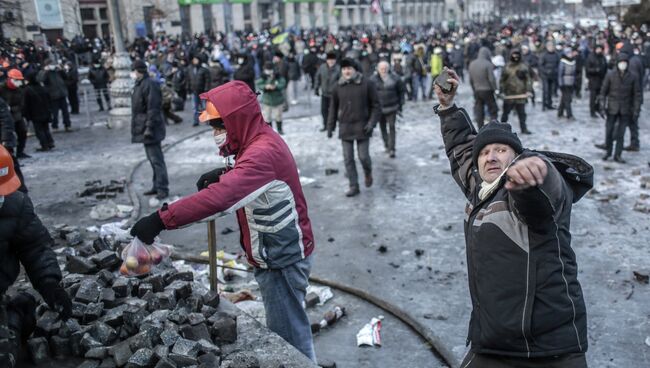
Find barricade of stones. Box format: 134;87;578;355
24;225;249;368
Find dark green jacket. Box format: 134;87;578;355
256;76;286;107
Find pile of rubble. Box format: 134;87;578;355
19;225;260;368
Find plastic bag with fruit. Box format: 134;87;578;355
120;237;171;276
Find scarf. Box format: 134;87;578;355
478;170;507;201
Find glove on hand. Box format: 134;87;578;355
130;211;165;245
40;280;72;320
363;122;374;135
196;167;226;191
144;127;154;139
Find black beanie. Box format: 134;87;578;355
472;121;523;166
132;60;148;73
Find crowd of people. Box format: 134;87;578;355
0;16;648;368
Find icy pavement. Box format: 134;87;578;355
22;80;650;367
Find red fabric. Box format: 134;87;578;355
159;80;314;267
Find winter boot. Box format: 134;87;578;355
345;185;360;197
276;121;284;135
364;173;373;188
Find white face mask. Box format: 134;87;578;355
130;71;137;80
213;132;227;148
618;62;628;71
11;79;23;87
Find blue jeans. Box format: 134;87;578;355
411;74;427;100
254;255;316;363
192;93;203;126
144;143;169;195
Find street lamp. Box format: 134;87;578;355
106;0;132;126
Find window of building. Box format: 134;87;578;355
359;8;366;25
82;24;97;39
260;3;271;30
243;3;253;32
99;7;108;20
294;2;301;27
80;8;95;21
179;5;191;36
101;23;109;38
202;4;213;33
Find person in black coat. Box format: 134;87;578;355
301;47;320;90
0;97;27;193
598;53;641;163
233;52;256;92
327;58;381;197
171;60;188;110
37;59;71;131
188;54;211;126
0;144;71;368
131;60;168;199
22;73;54;151
63;61;79;114
585;44;608;118
539;42;560;110
88;61;111;111
0;70;29;159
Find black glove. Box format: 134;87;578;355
130;211;166;245
364;122;374;135
315;89;320;96
2;144;14;156
196;167;226;191
39;280;72;320
144;127;154;139
327;130;333;139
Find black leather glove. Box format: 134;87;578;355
196;167;226;191
144;127;154;139
327;130;333;139
39;279;72;320
130;211;165;245
364;122;374;135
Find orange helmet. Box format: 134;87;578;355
198;100;221;123
0;145;21;195
7;69;23;80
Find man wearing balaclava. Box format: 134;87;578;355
499;49;533;134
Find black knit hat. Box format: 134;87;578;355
340;57;358;70
132;60;148;73
472;121;523;166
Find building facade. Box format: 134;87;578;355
2;0;454;43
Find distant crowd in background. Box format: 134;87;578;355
0;19;648;164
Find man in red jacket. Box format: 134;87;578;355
130;80;317;362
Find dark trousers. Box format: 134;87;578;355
411;74;427;100
627;114;640;148
0;293;37;368
14;118;26;156
50;97;71;129
11;154;27;193
542;77;556;108
144;143;169;195
32;119;54;149
67;85;79;113
163;104;182;124
588;85;600;116
460;352;588;368
575;73;583;98
501;101;527;132
320;96;331;129
558;86;574;118
379;112;397;152
605;113;630;157
473;90;498;128
342;139;371;188
95;87;110;110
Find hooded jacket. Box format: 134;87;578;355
469;47;497;92
158;81;314;269
558;55;576;87
436;104;591;358
131;74;165;144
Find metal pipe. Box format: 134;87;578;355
207;219;218;291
